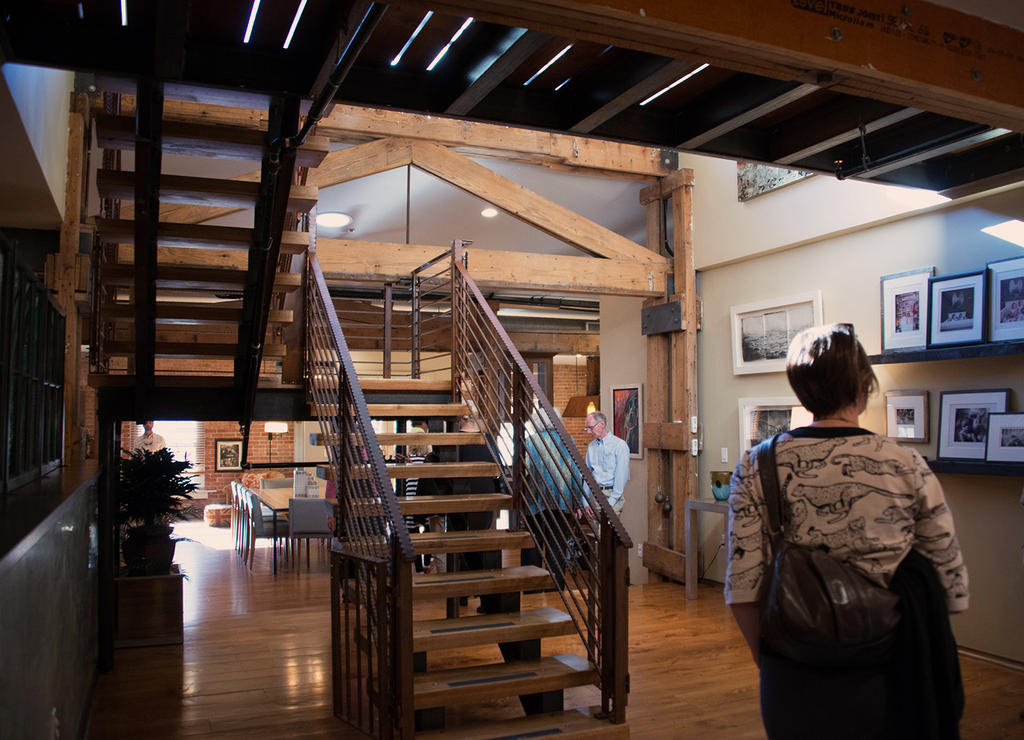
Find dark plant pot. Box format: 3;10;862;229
122;525;176;576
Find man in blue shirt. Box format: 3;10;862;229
584;410;629;516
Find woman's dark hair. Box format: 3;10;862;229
786;323;877;418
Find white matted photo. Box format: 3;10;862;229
936;389;1009;460
985;413;1024;463
884;390;928;442
987;256;1024;342
738;397;813;452
928;271;986;347
730;291;822;375
880;268;932;352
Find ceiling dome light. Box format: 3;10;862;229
480;207;498;218
316;211;353;228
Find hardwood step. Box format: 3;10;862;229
413;654;597;710
96;169;318;213
413;607;575;652
409;529;533;554
316;431;485;447
101;264;301;292
417;708;628;739
358;377;452;393
387;461;499;479
103;302;292;326
368;403;470;418
104;341;287;359
87;374;236;388
95;218;308;254
412;566;551;601
397;493;511;515
95;114;329;167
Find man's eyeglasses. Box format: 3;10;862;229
584;421;603;430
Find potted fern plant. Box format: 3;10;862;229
118;447;198;576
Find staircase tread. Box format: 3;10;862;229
413;654;596;709
387;461;500;479
367;403;471;417
416;708;628;739
101;263;301;292
374;432;486;446
95;218;308;253
358;377;452;392
413;607;574;652
397;493;511;514
409;529;533;554
412;565;552;600
104;341;287;358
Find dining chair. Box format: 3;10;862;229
288;497;333;570
245;488;282;571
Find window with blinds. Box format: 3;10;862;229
129;421;206;489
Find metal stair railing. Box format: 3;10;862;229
306;249;414;739
427;240;631;723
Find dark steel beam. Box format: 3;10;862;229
446;29;550;116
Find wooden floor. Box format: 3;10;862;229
88;522;1024;738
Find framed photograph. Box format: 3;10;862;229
738;397;813;452
730;291;823;374
928;271;986;347
984;413;1024;463
884;390;929;442
610;384;643;459
987;256;1024;342
215;439;243;472
880;268;933;351
937;389;1009;460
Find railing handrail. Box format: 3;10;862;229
308;249;414;560
450;248;632;548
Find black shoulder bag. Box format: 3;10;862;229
757;434;901;667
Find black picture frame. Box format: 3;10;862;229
936;389;1009;461
215;439;243;472
927;270;986;348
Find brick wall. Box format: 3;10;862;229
552;361;591;456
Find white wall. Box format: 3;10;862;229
696;186;1024;661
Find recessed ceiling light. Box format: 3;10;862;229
316;211;353;228
481;207;498;218
640;62;709;106
982;219;1024;247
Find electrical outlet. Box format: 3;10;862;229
720;447;728;463
637;543;644;559
690;438;698;456
690;415;698;433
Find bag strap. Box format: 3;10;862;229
756;434;784;548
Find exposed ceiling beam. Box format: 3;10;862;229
316;239;668;296
775;107;922;165
446;29;551;116
856;127;1012;180
570;59;703;134
679;82;821;149
316;104;673;178
400;0;1024;132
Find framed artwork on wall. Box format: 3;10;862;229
984;413;1024;463
987;255;1024;342
730;290;823;375
738;397;813;452
215;439;243;471
928;270;986;347
610;384;643;459
936;389;1009;460
884;390;929;442
880;268;933;352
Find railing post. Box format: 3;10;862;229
600;522;629;722
392;538;415;739
449;242;463;402
511;368;528;523
411;273;421;379
383;283;393;379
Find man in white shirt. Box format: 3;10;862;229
134;420;167;453
584;411;629;516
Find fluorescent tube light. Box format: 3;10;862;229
982;219;1024;248
640;62;709;106
243;0;261;44
524;44;572;86
120;0;127;26
391;11;433;66
427;17;473;71
554;77;571;91
283;0;307;49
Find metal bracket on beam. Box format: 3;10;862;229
641;300;683;335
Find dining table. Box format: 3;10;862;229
256;488;327;575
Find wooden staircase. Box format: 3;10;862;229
88;92;325;385
330;374;628;738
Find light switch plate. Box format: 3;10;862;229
721;447;728;463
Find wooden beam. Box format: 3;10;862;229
315;239;667;296
639;168;694;205
316;104;673;178
446;30;551;116
642;542;685;582
105;341;287;358
103;303;292;325
407;0;1024;132
97;219;308;254
410;141;662;263
101;264;301;292
680;82;822;149
306;137;414;188
643;421;691;451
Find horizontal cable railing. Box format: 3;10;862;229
307;251;414;738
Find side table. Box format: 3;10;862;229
684;499;729;599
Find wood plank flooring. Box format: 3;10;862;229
88;521;1024;738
